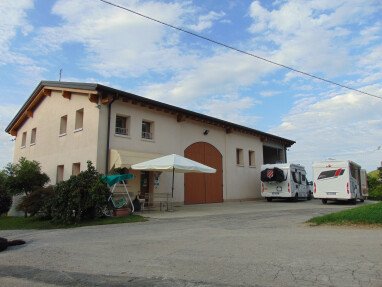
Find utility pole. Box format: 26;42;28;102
59;69;62;81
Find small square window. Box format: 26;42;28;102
115;115;130;135
21;131;27;148
72;162;81;176
142;120;153;140
75;109;84;130
236;148;243;165
249;150;255;167
60;115;67;135
30;128;37;145
57;165;64;183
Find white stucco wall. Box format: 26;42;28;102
13;91;100;184
105;100;284;202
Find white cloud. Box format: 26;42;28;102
196;94;261;127
35;0;201;77
259;90;280;98
0;105;21;168
188;11;226;32
271;85;382;176
0;0;46;83
138;0;381;110
248;0;380;78
140;49;276;105
0;0;34;65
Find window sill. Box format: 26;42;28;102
21;145;26;149
141;138;155;143
59;133;67;137
30;143;36;146
236;164;244;167
115;134;131;139
249;165;256;168
74;128;83;133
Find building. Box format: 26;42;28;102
6;81;294;207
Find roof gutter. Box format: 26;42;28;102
105;97;116;174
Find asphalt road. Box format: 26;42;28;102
1;200;381;287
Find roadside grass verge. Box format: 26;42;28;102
0;214;147;230
308;202;382;226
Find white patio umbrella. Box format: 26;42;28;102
131;154;216;199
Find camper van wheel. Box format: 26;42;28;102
322;199;327;204
266;198;272;202
350;198;357;205
294;193;299;202
360;198;365;203
307;193;312;200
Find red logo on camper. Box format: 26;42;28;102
267;169;274;179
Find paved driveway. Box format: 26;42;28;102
1;200;381;287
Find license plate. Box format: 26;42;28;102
327;192;336;195
272;192;279;195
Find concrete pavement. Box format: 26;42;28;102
1;200;381;287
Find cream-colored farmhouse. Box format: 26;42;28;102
6;81;294;205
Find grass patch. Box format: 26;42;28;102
308;202;382;226
0;214;147;230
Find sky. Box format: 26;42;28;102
0;0;381;177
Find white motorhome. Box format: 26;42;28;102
312;160;364;204
261;163;311;202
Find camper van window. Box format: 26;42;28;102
291;171;301;184
350;166;358;179
301;174;306;182
318;169;345;180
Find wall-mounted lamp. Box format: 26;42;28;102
203;129;209;135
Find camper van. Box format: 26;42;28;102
313;160;364;204
261;163;311;202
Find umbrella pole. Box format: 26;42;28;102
169;167;174;212
171;167;175;199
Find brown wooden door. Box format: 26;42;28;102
184;142;223;204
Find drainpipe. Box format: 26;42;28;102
105;97;116;174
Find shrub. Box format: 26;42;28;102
369;185;382;201
0;192;12;216
49;161;110;224
0;172;12;215
16;186;55;218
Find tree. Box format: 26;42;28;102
0;172;12;215
4;157;50;217
367;168;382;201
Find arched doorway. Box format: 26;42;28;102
184;142;223;204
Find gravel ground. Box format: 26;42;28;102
1;200;381;287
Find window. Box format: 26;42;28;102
72;162;80;176
60;115;67;135
142;120;153;139
291;171;302;184
249;150;255;167
30;128;37;145
56;165;64;183
301;174;306;182
75;108;84;131
236;148;243;165
21;131;27;148
318;169;345;180
115;115;130;135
